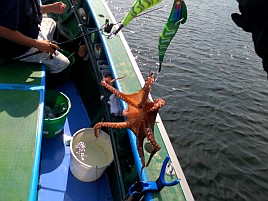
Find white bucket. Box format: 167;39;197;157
70;128;114;182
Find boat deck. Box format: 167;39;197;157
0;61;45;201
38;81;113;201
0;60;113;200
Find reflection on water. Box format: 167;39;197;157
74;141;107;166
108;0;268;200
74;141;87;161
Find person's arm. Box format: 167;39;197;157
42;2;66;14
232;0;268;74
0;26;59;54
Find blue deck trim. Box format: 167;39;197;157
0;83;45;91
0;66;46;91
28;65;46;201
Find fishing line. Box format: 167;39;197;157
148;67;159;81
55;28;98;46
158;63;162;73
136;6;163;18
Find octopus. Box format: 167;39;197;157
93;72;165;169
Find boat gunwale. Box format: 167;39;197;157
28;65;46;201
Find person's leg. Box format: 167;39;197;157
77;44;88;59
45;17;89;60
18;18;70;73
40;18;57;42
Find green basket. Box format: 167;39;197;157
43;90;71;138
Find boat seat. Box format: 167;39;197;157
0;59;45;201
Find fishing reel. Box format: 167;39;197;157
100;18;122;38
103;19;114;33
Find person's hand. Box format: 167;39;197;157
231;0;260;32
35;40;59;54
232;0;268;74
51;1;66;14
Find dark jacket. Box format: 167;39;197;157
0;0;42;58
232;0;268;73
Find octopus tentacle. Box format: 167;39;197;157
103;75;126;86
101;80;137;107
138;119;147;169
138;74;154;108
146;127;161;151
147;98;165;112
109;75;126;85
145;127;161;167
136;137;146;168
93;122;130;137
145;147;159;167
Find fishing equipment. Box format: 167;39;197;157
124;156;180;201
54;28;98;46
109;0;163;38
158;0;187;72
0;50;41;67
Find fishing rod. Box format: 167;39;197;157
0;51;42;67
55;28;98;46
108;6;164;39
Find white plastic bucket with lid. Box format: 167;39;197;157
70;128;114;182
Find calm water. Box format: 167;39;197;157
107;0;268;200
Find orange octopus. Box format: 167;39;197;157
93;73;165;169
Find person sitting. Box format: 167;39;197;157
0;1;69;73
232;0;268;75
